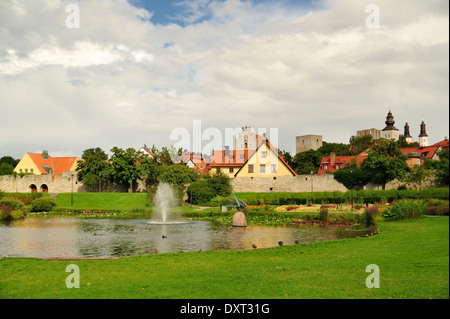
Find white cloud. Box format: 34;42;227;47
0;0;448;158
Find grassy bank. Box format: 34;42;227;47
55;192;148;211
1;217;448;299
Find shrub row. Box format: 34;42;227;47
235;188;449;206
382;199;428;220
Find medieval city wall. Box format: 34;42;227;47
0;172;440;194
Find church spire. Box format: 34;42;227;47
419;121;428;147
382;110;398;131
404;121;412;143
381;110;399;141
419;121;428;137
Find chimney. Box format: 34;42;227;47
330;152;336;167
42;150;49;160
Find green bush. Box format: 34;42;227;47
0;197;25;211
187;180;215;205
30;197;57;212
319;207;329;222
382;199;427;220
10;210;25;219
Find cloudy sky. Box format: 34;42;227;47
0;0;448;159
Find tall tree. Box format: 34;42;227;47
361;139;410;189
293;149;322;175
333;159;370;190
76;148;112;190
110;147;142;193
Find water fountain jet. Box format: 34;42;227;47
148;183;188;225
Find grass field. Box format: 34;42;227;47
55;192;149;211
1;216;448;299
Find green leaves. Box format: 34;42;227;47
361;139;410;189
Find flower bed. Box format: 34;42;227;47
275;203;390;214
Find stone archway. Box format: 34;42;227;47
30;184;37;193
40;184;49;193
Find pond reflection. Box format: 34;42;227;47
0;218;373;258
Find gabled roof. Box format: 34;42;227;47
233;138;297;177
432;138;449;150
26;152;78;174
399;145;440;159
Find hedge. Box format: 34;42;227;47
235;188;449;206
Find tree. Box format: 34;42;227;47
76;148;112;190
109;147;143;192
0;162;14;175
317;142;352;157
349;135;373;155
333;160;370;190
361;139;410;189
207;170;232;197
435;148;449;186
0;156;19;167
159;164;196;185
278;150;294;169
293;149;322;174
404;164;432;189
397;135;420;148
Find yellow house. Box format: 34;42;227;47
207;138;296;178
14;151;78;175
234;139;296;178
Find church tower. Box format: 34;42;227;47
419;121;428;147
404;121;413;144
381;110;399;141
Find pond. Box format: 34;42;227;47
0;217;373;259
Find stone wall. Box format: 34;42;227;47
230;174;348;193
0;171;132;194
0;171;442;194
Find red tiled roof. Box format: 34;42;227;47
432;139;449;149
27;152;78;174
399;145;440;159
318;154;367;175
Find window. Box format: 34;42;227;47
248;164;254;173
25;169;28;173
271;164;277;173
19;169;22;173
323;164;328;170
30;168;33;173
229;167;234;174
260;164;266;173
261;151;267;158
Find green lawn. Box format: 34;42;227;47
1;216;448;299
56;192;148;211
